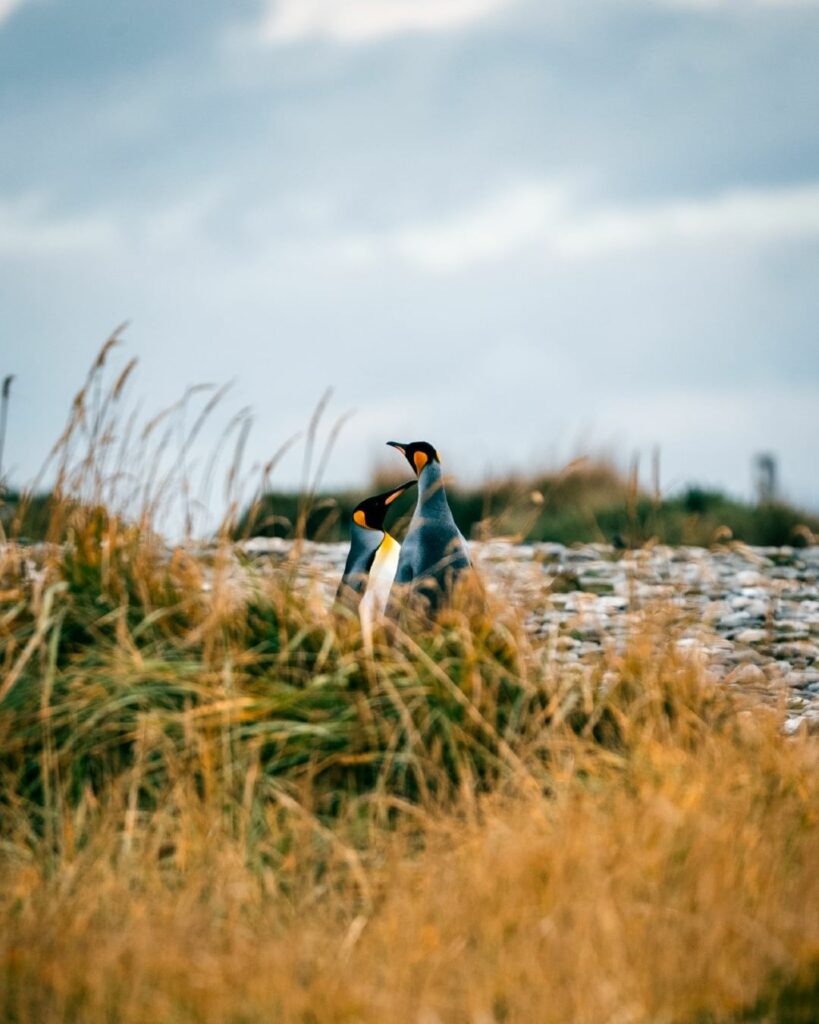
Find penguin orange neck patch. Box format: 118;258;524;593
353;510;367;528
413;450;429;474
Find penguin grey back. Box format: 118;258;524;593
336;524;383;610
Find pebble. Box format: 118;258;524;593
727;664;767;687
718;612;751;629
736;628;768;644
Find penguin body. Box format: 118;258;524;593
335;480;417;634
387;442;471;611
336;525;384;610
358;531;401;632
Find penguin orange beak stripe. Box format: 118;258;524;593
384;480;416;505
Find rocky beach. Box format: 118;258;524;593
241;536;819;733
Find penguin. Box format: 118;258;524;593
336;479;417;635
385;441;471;612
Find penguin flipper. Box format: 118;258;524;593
336;546;379;610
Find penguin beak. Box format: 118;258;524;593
386;441;406;456
384;479;417;506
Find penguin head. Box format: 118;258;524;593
386;441;441;477
351;479;417;531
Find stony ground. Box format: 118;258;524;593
242;537;819;733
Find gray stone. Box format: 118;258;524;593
717;612;750;630
736;628;768;644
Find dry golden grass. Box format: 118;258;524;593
2;692;818;1024
1;341;818;1024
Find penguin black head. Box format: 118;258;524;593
386;441;441;477
352;479;417;531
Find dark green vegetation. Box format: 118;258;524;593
731;971;819;1024
233;464;819;548
0;489;51;541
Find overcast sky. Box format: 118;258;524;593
1;0;818;515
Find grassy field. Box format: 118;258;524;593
1;346;818;1023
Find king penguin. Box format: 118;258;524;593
336;479;417;638
386;441;471;612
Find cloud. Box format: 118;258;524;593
6;176;819;279
0;196;119;257
393;183;566;271
556;182;819;258
656;0;819;8
260;0;514;44
0;0;27;27
257;0;819;44
363;180;819;272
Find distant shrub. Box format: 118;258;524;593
235;475;819;549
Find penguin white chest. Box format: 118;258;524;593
359;533;400;625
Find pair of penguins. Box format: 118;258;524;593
336;440;470;633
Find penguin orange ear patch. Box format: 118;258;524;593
413;450;429;474
353;510;367;528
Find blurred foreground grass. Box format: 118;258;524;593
1;342;818;1023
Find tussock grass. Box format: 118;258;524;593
1;342;818;1023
